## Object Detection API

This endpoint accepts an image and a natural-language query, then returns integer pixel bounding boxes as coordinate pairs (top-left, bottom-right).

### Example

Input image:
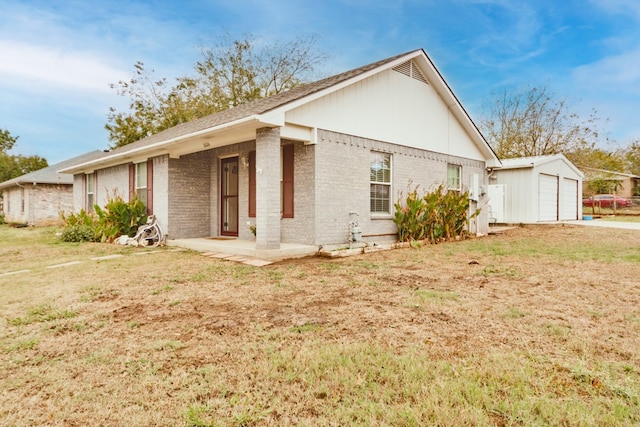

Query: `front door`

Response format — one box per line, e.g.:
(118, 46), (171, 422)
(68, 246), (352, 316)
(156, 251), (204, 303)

(220, 157), (239, 236)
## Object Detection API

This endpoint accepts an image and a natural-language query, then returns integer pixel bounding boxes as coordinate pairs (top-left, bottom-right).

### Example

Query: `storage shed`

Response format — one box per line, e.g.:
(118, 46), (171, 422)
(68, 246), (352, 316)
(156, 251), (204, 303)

(487, 154), (583, 223)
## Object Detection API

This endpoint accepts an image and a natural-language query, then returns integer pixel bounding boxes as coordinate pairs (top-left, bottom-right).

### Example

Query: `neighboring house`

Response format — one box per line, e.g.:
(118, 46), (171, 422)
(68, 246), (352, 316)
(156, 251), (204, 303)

(487, 154), (583, 224)
(0, 150), (105, 226)
(580, 167), (640, 198)
(60, 49), (500, 254)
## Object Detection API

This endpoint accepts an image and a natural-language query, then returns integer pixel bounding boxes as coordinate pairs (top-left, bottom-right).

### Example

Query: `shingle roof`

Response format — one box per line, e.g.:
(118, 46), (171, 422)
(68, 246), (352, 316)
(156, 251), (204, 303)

(0, 150), (106, 189)
(103, 50), (418, 156)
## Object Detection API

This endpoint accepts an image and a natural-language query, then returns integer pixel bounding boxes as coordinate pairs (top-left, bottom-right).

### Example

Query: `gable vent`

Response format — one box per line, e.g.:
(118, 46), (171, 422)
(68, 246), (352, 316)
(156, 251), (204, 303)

(392, 60), (429, 85)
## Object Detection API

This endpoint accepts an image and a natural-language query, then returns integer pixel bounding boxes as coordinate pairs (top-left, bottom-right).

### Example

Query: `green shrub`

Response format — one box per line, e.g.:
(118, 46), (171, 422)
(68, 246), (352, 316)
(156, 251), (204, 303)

(59, 209), (99, 242)
(0, 213), (5, 225)
(94, 195), (147, 243)
(59, 224), (99, 242)
(59, 195), (147, 243)
(394, 183), (479, 244)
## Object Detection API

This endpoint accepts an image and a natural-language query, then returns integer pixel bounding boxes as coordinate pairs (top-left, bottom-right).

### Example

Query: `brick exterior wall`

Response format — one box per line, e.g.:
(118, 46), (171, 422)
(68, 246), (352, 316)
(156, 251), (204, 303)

(72, 174), (83, 213)
(313, 129), (489, 245)
(280, 141), (316, 245)
(168, 150), (212, 239)
(96, 164), (130, 206)
(64, 130), (489, 244)
(2, 184), (72, 226)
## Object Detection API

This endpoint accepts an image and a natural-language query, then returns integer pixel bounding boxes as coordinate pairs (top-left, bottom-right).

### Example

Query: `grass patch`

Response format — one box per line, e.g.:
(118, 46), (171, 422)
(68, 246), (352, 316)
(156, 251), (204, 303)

(413, 288), (459, 302)
(1, 224), (639, 426)
(8, 304), (77, 326)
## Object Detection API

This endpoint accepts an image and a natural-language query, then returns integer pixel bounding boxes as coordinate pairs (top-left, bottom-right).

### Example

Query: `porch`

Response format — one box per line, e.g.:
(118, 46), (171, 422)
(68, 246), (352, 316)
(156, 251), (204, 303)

(167, 238), (318, 262)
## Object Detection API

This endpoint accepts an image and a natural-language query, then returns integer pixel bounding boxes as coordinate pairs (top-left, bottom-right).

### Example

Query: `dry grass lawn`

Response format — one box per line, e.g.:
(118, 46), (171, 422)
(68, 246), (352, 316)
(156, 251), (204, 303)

(1, 224), (639, 426)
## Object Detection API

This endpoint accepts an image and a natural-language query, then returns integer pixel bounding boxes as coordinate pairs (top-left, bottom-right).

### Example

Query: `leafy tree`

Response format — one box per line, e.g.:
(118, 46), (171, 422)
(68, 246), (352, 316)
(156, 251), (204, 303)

(0, 128), (18, 152)
(479, 86), (605, 159)
(106, 33), (328, 148)
(565, 147), (626, 172)
(0, 129), (49, 183)
(623, 140), (640, 176)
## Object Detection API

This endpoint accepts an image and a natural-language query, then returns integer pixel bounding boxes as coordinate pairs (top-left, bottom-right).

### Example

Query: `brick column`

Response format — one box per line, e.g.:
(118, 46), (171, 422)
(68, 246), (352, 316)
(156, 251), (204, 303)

(255, 127), (281, 250)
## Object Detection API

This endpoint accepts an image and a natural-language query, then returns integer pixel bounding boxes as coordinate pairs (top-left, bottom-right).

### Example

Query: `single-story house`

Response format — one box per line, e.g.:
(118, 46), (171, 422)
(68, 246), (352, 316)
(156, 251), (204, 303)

(580, 167), (640, 198)
(60, 49), (501, 256)
(487, 154), (583, 223)
(0, 150), (105, 226)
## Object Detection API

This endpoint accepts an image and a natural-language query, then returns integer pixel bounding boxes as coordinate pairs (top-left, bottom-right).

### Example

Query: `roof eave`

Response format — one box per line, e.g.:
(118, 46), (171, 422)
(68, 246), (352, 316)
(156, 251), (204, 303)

(60, 115), (265, 174)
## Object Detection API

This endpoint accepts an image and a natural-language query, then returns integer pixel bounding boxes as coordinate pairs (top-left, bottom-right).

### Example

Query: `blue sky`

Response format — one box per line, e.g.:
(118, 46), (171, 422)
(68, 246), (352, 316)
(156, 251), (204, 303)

(1, 0), (639, 164)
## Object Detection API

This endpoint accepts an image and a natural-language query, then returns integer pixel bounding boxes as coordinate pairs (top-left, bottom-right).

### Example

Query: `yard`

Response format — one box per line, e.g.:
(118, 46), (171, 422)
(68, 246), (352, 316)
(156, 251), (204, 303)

(1, 224), (639, 426)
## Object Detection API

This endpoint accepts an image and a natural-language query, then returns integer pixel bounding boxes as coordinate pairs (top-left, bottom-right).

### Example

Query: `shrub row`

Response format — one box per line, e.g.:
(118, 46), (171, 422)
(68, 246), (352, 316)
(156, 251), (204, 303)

(393, 184), (479, 244)
(59, 195), (147, 243)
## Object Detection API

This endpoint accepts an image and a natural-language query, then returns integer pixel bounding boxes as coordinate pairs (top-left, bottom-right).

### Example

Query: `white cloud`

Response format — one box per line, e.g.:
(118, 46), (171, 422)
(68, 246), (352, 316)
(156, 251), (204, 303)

(0, 40), (128, 94)
(572, 46), (640, 95)
(589, 0), (640, 20)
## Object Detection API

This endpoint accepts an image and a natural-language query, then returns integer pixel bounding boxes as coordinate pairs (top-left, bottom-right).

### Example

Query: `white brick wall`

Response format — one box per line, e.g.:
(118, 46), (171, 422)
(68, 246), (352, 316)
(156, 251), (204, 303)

(2, 184), (72, 225)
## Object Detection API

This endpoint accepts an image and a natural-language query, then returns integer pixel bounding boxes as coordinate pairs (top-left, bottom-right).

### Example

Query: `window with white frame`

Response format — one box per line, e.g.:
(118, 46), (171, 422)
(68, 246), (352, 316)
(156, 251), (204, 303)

(135, 162), (147, 206)
(86, 173), (95, 212)
(370, 152), (392, 214)
(447, 164), (462, 191)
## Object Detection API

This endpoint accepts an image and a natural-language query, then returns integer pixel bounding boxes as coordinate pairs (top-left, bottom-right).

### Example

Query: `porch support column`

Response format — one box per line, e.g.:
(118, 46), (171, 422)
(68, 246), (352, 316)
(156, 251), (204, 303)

(255, 127), (281, 250)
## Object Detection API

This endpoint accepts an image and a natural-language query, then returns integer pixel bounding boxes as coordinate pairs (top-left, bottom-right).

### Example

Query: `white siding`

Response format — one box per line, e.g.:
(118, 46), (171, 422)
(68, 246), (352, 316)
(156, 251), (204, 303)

(487, 184), (505, 223)
(561, 178), (579, 220)
(495, 168), (537, 223)
(539, 174), (559, 222)
(285, 69), (485, 161)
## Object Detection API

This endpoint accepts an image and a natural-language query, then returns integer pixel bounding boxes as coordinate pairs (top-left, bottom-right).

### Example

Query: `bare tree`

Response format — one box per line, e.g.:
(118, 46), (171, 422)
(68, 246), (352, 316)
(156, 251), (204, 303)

(479, 86), (604, 159)
(106, 33), (329, 148)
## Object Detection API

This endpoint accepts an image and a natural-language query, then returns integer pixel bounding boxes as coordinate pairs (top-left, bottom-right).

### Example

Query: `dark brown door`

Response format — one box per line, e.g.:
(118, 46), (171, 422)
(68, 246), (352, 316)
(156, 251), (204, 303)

(221, 157), (239, 236)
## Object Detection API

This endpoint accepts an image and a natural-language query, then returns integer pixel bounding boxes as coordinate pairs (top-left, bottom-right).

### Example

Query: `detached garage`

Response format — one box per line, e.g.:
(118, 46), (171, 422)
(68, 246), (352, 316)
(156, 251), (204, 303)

(487, 154), (583, 223)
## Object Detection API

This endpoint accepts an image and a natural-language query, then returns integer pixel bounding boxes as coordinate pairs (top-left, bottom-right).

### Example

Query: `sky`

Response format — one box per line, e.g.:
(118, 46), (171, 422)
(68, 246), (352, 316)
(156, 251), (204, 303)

(1, 0), (640, 164)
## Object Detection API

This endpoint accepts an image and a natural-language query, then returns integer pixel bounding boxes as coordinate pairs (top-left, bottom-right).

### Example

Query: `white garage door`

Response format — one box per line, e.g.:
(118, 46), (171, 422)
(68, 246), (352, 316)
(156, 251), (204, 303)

(561, 178), (578, 220)
(539, 174), (558, 221)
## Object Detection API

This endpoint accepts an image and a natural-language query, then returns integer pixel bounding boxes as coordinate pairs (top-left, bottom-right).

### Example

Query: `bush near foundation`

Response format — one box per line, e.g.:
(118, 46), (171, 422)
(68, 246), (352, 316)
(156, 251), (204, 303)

(393, 184), (479, 244)
(59, 195), (147, 243)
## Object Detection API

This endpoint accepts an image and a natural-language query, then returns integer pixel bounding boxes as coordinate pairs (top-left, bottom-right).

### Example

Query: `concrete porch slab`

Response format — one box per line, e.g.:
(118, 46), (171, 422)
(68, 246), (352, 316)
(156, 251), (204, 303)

(168, 238), (318, 261)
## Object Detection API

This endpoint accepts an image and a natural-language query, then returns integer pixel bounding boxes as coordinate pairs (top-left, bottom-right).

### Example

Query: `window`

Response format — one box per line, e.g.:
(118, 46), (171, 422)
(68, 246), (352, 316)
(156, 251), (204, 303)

(447, 164), (461, 191)
(135, 162), (147, 206)
(20, 187), (25, 214)
(370, 152), (391, 214)
(86, 173), (95, 212)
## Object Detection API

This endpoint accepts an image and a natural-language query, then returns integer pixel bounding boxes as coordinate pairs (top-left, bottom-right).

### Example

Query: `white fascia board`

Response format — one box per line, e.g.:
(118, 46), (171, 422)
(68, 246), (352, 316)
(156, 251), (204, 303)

(60, 115), (260, 174)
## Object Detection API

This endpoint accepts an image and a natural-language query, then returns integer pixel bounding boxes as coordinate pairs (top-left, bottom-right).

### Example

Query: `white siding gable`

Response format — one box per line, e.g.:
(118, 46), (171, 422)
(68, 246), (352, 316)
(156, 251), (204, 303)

(285, 66), (485, 161)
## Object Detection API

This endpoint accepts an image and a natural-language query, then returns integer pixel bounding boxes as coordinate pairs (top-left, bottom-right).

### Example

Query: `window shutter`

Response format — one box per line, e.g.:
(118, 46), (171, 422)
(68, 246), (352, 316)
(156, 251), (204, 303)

(146, 158), (154, 215)
(128, 164), (135, 201)
(282, 144), (294, 218)
(248, 151), (256, 218)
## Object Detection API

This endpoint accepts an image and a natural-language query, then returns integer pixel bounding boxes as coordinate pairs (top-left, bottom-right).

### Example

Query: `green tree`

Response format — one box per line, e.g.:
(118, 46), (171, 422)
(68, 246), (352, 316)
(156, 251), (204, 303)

(623, 140), (640, 176)
(106, 33), (328, 148)
(565, 147), (626, 172)
(479, 86), (605, 159)
(0, 129), (49, 183)
(0, 128), (18, 152)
